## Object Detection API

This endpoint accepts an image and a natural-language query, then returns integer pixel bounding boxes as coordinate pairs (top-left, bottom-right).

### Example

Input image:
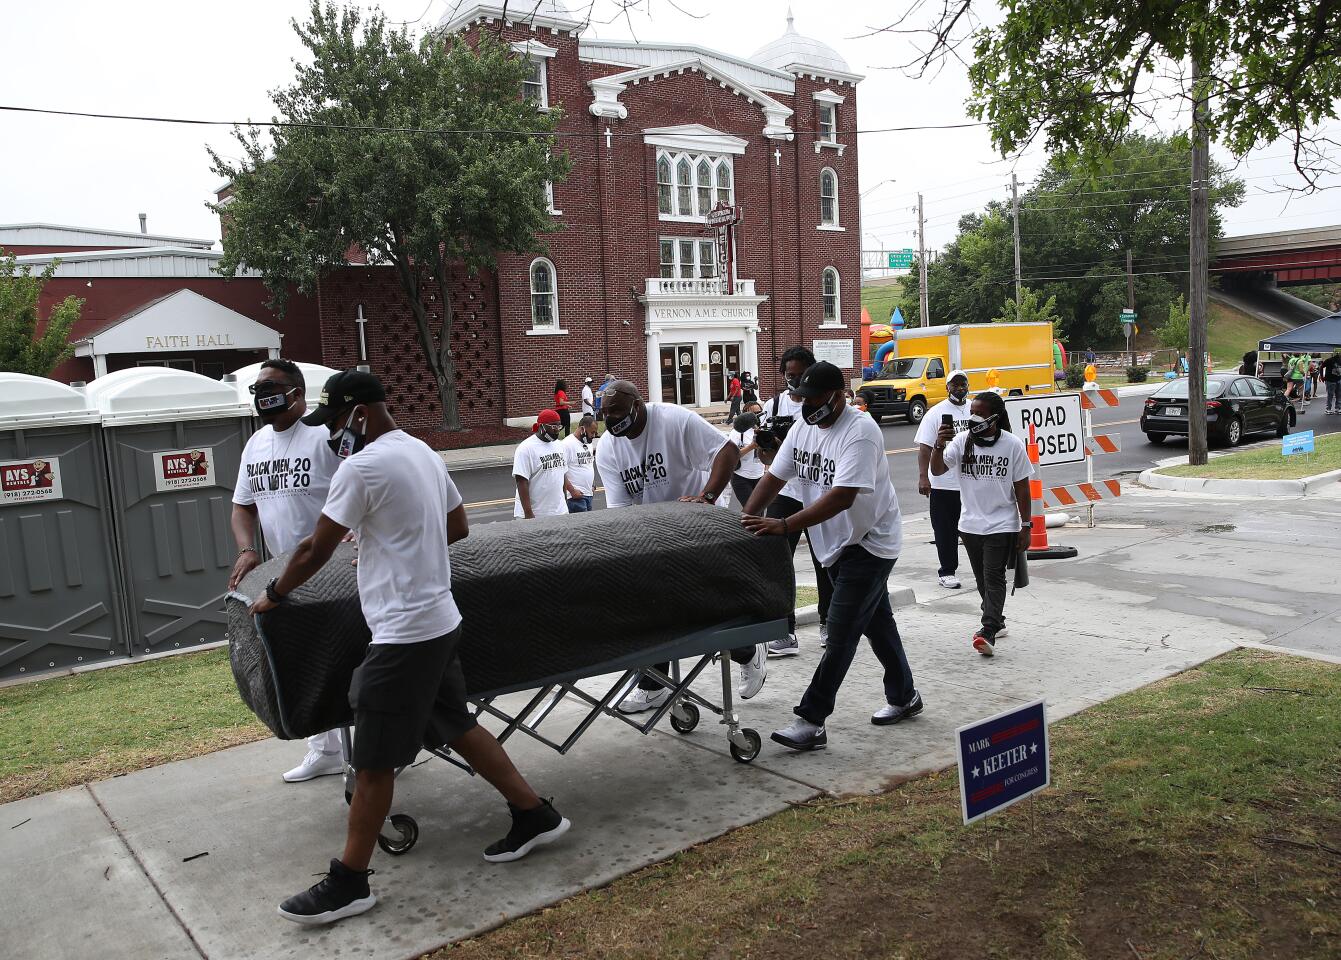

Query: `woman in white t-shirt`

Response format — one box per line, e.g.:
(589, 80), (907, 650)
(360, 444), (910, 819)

(729, 401), (766, 508)
(931, 391), (1034, 657)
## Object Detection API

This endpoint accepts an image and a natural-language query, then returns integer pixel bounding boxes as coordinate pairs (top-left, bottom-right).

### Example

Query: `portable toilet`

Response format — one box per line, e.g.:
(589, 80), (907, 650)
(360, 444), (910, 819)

(228, 360), (342, 407)
(0, 374), (129, 679)
(86, 368), (253, 657)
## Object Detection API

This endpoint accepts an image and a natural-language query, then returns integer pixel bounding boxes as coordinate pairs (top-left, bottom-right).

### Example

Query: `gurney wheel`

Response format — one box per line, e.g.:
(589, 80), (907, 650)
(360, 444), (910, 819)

(669, 702), (700, 734)
(730, 729), (762, 763)
(377, 814), (419, 856)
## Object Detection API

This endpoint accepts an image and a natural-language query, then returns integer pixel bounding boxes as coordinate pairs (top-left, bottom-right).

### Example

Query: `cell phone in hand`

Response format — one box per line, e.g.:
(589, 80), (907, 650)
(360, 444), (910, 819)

(941, 414), (953, 428)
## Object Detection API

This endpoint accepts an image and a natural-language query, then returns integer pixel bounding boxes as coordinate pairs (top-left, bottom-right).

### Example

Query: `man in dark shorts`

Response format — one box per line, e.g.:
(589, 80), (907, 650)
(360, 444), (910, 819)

(251, 370), (570, 925)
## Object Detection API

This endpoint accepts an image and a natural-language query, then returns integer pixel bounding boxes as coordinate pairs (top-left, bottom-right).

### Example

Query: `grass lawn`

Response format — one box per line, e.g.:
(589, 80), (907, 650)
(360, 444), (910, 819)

(795, 585), (819, 608)
(438, 649), (1341, 960)
(1207, 300), (1279, 369)
(1159, 432), (1341, 480)
(0, 648), (266, 804)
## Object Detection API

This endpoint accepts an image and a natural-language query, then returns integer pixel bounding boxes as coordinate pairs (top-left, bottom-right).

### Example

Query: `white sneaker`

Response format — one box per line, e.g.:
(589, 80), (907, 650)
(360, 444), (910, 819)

(770, 718), (827, 751)
(283, 749), (344, 783)
(819, 623), (829, 647)
(767, 634), (800, 658)
(738, 643), (767, 699)
(617, 686), (670, 715)
(938, 575), (962, 589)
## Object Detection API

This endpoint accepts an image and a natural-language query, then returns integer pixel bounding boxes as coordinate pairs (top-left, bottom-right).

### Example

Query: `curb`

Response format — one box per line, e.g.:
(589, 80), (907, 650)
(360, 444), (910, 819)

(794, 586), (916, 626)
(1139, 465), (1341, 496)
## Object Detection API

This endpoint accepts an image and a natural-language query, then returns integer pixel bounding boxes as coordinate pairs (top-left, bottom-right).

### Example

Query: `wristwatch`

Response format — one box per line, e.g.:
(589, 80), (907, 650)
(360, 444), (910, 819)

(702, 491), (717, 504)
(264, 577), (287, 604)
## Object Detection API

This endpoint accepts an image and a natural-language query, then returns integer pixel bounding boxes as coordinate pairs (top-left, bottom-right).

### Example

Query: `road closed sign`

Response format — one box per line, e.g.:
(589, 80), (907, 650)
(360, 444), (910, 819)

(1005, 394), (1084, 466)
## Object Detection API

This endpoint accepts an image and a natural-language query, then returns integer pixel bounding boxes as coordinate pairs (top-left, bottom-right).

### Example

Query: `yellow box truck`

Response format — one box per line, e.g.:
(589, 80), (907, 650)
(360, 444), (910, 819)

(857, 322), (1057, 424)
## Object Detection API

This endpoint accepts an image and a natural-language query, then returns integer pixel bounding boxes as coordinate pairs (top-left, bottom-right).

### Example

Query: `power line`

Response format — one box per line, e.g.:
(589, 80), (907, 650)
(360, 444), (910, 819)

(0, 103), (989, 138)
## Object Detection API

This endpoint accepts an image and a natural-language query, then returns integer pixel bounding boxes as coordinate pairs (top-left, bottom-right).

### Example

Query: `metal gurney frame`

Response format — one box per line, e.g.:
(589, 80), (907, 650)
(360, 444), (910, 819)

(245, 609), (786, 857)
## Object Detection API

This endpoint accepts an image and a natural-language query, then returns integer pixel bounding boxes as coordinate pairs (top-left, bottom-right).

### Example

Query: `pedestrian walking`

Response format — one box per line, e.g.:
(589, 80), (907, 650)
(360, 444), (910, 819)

(252, 370), (569, 925)
(513, 409), (576, 519)
(562, 414), (598, 512)
(595, 381), (766, 708)
(554, 379), (572, 436)
(754, 346), (835, 654)
(915, 369), (973, 591)
(727, 371), (743, 422)
(930, 391), (1034, 657)
(742, 361), (922, 751)
(741, 371), (759, 404)
(1322, 350), (1341, 415)
(580, 377), (595, 417)
(229, 358), (347, 784)
(1288, 354), (1308, 405)
(729, 401), (765, 509)
(1308, 354), (1322, 403)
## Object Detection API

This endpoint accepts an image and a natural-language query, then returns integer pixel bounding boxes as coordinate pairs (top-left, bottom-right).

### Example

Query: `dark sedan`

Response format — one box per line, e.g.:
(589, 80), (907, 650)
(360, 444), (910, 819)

(1141, 374), (1295, 446)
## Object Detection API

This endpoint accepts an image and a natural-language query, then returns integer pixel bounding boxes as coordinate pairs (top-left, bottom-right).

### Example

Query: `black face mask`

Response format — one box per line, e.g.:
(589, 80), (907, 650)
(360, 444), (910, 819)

(948, 385), (969, 405)
(802, 392), (837, 425)
(328, 408), (367, 459)
(253, 385), (297, 421)
(605, 402), (639, 437)
(538, 425), (560, 443)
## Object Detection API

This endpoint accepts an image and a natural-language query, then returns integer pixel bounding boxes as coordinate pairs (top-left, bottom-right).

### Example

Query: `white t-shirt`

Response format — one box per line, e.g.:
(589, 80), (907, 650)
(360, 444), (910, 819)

(940, 429), (1034, 535)
(733, 427), (765, 480)
(580, 384), (595, 415)
(914, 398), (974, 492)
(596, 402), (732, 507)
(233, 420), (340, 555)
(760, 391), (806, 501)
(562, 432), (598, 497)
(512, 433), (570, 518)
(768, 405), (903, 567)
(321, 430), (463, 644)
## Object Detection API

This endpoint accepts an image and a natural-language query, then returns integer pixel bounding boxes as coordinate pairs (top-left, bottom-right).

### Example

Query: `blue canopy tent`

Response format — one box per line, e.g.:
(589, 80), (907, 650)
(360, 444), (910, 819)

(1259, 312), (1341, 353)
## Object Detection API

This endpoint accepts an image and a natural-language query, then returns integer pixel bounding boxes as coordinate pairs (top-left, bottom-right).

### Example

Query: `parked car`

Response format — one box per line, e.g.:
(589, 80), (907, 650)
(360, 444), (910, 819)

(1141, 374), (1295, 446)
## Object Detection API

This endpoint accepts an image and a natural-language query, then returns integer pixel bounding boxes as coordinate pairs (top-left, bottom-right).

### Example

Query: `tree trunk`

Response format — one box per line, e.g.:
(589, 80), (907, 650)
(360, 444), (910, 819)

(430, 247), (462, 432)
(1187, 50), (1211, 466)
(386, 232), (459, 432)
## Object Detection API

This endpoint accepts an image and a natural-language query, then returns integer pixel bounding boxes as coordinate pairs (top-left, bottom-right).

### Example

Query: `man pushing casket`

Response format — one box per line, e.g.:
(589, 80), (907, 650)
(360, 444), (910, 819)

(249, 370), (570, 926)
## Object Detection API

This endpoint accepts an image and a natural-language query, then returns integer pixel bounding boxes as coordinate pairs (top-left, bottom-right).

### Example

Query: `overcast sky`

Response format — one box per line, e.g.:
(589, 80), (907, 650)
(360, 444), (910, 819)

(2, 0), (1336, 258)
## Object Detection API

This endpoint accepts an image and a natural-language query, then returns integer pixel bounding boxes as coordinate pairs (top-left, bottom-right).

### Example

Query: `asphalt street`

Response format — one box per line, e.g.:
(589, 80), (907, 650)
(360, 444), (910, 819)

(453, 393), (1341, 525)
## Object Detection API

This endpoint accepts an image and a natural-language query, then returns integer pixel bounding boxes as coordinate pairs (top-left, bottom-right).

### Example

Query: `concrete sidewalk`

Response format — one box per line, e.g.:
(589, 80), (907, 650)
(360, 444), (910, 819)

(6, 487), (1341, 960)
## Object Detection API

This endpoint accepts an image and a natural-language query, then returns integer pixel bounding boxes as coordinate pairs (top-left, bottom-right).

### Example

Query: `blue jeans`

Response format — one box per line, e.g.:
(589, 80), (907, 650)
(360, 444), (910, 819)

(796, 545), (914, 725)
(567, 496), (593, 513)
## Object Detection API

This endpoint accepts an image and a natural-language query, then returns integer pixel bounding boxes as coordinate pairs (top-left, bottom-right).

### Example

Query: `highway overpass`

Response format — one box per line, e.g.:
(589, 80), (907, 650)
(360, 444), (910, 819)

(1213, 225), (1341, 286)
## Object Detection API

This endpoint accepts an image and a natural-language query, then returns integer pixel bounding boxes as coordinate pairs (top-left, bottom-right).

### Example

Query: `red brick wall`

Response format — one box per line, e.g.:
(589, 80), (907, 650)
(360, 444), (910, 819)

(294, 23), (862, 427)
(37, 278), (321, 383)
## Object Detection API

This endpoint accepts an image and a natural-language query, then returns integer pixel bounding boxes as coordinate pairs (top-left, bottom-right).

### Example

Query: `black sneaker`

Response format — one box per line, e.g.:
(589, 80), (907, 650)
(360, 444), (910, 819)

(483, 799), (571, 863)
(277, 859), (376, 925)
(871, 690), (924, 726)
(973, 634), (996, 657)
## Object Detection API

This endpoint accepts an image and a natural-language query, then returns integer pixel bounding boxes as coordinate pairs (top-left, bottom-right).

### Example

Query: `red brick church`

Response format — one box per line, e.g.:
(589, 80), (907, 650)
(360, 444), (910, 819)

(18, 2), (863, 432)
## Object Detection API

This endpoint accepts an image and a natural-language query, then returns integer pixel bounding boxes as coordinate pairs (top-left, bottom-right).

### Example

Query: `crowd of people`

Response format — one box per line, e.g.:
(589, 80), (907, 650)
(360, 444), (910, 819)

(228, 350), (1036, 926)
(1240, 349), (1341, 414)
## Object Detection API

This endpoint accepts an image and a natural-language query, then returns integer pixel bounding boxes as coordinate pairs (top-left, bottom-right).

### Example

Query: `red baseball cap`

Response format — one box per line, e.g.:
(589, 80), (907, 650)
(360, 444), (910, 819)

(533, 409), (561, 432)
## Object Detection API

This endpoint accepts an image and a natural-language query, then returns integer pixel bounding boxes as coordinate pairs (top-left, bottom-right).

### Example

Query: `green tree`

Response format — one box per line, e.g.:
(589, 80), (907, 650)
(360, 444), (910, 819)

(993, 286), (1058, 325)
(904, 135), (1241, 342)
(0, 255), (82, 376)
(888, 0), (1341, 463)
(210, 1), (570, 430)
(1159, 295), (1190, 349)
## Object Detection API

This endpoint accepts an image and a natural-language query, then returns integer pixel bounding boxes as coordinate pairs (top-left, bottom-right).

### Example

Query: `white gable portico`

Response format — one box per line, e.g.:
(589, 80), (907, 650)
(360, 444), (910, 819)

(641, 279), (767, 408)
(76, 289), (281, 378)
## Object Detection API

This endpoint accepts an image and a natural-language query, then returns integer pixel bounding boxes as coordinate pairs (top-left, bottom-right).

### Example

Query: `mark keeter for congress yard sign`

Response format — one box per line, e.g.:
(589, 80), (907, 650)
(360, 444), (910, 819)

(1004, 394), (1084, 466)
(956, 699), (1051, 825)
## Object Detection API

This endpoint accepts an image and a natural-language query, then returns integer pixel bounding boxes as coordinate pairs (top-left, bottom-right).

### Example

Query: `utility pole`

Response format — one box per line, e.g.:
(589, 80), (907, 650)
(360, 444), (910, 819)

(1011, 172), (1023, 311)
(1126, 248), (1136, 367)
(917, 192), (930, 327)
(1187, 50), (1211, 466)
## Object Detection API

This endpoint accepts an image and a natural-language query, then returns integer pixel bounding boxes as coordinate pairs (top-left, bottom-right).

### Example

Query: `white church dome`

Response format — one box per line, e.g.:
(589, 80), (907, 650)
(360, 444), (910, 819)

(750, 9), (852, 75)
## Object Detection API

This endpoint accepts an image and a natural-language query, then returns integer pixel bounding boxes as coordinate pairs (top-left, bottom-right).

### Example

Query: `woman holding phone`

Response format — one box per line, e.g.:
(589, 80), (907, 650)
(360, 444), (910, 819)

(929, 391), (1034, 657)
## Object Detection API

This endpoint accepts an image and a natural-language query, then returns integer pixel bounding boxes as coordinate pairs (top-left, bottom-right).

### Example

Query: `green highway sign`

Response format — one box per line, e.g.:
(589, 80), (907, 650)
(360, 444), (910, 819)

(1119, 309), (1137, 320)
(887, 249), (915, 269)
